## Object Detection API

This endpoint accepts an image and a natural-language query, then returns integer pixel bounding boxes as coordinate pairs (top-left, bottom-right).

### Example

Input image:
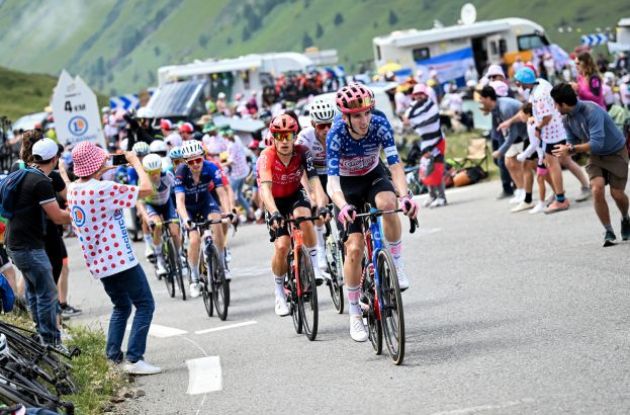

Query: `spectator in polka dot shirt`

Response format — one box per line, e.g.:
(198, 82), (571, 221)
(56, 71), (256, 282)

(67, 141), (161, 375)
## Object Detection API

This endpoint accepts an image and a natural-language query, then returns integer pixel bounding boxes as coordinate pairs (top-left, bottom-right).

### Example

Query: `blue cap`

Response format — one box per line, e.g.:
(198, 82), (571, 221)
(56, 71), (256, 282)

(514, 67), (536, 84)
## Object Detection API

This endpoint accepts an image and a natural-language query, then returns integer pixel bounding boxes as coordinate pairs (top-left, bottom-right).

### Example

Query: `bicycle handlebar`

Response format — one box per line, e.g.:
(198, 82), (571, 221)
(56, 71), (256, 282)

(340, 208), (418, 242)
(188, 213), (235, 229)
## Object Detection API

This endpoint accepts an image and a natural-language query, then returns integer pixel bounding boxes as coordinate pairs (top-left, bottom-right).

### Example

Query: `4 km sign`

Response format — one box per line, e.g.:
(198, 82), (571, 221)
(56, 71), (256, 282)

(52, 70), (105, 148)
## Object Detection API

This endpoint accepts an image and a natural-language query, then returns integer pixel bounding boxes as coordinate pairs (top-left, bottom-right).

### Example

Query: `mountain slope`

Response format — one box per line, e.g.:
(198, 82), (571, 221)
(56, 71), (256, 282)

(0, 0), (623, 94)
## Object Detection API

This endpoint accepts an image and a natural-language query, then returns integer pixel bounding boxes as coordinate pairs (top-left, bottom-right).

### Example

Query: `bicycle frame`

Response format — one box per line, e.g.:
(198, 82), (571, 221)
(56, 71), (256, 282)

(288, 223), (305, 297)
(362, 207), (386, 321)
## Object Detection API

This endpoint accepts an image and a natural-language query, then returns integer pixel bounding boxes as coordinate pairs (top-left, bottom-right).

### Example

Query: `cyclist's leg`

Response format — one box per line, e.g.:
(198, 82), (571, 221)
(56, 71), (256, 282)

(313, 174), (329, 271)
(292, 189), (324, 281)
(164, 199), (181, 250)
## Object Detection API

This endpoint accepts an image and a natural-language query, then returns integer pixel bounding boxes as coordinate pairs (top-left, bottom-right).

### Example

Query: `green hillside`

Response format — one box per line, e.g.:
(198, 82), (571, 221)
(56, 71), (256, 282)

(0, 0), (624, 95)
(0, 66), (57, 120)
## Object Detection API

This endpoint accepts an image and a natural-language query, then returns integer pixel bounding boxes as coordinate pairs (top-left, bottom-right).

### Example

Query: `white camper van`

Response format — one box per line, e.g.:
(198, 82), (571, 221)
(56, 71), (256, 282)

(157, 52), (315, 102)
(373, 17), (550, 84)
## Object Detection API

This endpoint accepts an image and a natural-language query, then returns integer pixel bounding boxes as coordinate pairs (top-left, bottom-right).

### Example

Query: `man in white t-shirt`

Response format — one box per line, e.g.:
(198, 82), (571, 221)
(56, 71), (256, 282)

(67, 141), (160, 376)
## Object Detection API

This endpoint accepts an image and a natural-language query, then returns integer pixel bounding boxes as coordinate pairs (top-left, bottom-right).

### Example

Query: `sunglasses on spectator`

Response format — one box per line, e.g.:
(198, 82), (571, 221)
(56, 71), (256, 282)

(272, 132), (295, 142)
(186, 157), (204, 166)
(315, 123), (332, 131)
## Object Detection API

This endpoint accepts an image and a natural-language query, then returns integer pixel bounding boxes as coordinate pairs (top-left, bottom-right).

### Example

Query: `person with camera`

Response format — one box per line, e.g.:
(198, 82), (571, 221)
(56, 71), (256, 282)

(67, 141), (160, 375)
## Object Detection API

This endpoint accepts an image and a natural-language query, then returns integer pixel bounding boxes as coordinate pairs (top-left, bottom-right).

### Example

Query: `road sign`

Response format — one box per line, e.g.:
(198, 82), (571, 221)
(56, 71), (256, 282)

(109, 94), (140, 111)
(580, 33), (608, 46)
(52, 70), (105, 147)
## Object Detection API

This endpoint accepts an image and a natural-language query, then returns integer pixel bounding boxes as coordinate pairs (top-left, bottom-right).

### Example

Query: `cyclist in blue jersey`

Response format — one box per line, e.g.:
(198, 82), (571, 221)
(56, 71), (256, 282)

(174, 140), (230, 298)
(327, 83), (418, 342)
(136, 154), (181, 276)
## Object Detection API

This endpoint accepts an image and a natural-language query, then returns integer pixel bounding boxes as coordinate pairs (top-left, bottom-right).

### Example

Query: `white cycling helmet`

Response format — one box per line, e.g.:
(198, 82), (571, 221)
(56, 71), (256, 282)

(142, 153), (163, 171)
(309, 97), (336, 124)
(181, 140), (204, 159)
(149, 139), (168, 154)
(132, 141), (150, 156)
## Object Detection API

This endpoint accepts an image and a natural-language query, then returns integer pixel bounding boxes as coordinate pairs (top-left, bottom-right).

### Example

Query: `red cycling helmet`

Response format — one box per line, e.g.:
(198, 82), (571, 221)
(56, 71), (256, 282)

(179, 122), (194, 134)
(269, 114), (298, 133)
(160, 119), (172, 131)
(336, 83), (375, 114)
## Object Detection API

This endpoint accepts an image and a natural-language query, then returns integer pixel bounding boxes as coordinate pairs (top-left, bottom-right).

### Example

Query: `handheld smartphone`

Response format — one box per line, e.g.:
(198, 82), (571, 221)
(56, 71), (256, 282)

(111, 154), (127, 166)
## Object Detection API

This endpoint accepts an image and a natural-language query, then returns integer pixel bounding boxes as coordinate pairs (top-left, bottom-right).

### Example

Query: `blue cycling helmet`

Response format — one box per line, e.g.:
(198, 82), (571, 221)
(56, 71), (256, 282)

(514, 67), (536, 85)
(169, 146), (183, 160)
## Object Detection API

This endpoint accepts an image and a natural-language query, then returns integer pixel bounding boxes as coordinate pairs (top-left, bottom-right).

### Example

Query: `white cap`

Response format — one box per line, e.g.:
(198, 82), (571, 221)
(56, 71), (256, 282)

(486, 64), (505, 78)
(32, 138), (58, 162)
(218, 92), (226, 99)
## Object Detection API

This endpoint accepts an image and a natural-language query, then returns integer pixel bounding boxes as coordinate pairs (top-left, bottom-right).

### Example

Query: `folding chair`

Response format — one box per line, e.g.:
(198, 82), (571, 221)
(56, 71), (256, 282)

(451, 138), (489, 174)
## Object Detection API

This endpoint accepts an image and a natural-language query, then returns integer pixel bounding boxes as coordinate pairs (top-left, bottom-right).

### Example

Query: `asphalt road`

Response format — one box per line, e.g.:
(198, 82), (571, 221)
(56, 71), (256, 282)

(63, 173), (630, 415)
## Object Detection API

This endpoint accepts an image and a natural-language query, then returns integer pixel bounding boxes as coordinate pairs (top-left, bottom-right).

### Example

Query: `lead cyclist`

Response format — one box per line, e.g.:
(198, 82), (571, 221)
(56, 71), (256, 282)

(326, 83), (419, 342)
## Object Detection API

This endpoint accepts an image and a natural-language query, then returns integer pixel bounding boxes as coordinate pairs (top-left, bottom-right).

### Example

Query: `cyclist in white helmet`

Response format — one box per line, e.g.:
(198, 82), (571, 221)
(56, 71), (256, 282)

(174, 140), (231, 298)
(296, 97), (336, 273)
(136, 154), (181, 276)
(149, 139), (170, 171)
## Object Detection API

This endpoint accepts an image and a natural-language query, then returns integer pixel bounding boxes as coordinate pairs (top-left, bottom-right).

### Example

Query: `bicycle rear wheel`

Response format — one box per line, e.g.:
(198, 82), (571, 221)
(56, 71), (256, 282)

(199, 254), (213, 317)
(361, 266), (382, 355)
(210, 246), (229, 321)
(297, 246), (318, 341)
(166, 238), (186, 301)
(377, 250), (405, 365)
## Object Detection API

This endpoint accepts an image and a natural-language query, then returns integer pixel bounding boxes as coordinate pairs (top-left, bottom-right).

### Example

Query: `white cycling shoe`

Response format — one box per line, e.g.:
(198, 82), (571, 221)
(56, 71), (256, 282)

(275, 294), (290, 317)
(395, 265), (410, 291)
(189, 282), (201, 298)
(350, 315), (368, 342)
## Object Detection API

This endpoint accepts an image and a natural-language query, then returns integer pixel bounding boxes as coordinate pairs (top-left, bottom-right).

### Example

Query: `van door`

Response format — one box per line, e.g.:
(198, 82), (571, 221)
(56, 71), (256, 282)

(471, 37), (488, 74)
(486, 34), (506, 65)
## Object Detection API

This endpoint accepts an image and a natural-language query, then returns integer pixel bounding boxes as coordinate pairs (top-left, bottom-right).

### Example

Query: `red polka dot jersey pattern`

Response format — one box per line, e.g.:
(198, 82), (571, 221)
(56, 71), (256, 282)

(67, 179), (140, 279)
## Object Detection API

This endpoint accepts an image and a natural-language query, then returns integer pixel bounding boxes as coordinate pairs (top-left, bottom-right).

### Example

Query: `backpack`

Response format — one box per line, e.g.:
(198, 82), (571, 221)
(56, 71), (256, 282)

(0, 167), (47, 219)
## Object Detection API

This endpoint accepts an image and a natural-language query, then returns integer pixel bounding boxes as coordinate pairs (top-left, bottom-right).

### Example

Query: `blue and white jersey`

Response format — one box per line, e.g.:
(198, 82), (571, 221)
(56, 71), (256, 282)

(174, 160), (223, 207)
(326, 112), (400, 177)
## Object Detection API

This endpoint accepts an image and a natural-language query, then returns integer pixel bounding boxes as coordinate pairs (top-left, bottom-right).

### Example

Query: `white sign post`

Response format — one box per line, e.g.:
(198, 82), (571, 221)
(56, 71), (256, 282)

(52, 70), (105, 148)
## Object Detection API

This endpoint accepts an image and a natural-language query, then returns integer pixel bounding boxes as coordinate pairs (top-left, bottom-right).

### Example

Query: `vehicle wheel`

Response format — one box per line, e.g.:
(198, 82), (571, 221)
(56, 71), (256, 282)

(210, 245), (229, 321)
(288, 269), (302, 334)
(298, 246), (318, 341)
(377, 250), (405, 365)
(327, 237), (345, 314)
(167, 239), (186, 301)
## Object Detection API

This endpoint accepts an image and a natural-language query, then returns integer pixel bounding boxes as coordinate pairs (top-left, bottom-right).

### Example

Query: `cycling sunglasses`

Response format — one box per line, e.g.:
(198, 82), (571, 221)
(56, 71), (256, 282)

(272, 132), (295, 142)
(186, 157), (204, 166)
(315, 123), (332, 131)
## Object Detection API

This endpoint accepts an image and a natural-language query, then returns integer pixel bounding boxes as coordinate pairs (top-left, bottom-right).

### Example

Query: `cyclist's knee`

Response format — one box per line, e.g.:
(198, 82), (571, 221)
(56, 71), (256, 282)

(274, 237), (291, 256)
(375, 192), (397, 211)
(345, 235), (364, 261)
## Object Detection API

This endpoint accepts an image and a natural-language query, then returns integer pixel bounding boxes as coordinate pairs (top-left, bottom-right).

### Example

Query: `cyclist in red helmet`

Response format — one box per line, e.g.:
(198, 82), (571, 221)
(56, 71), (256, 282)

(327, 83), (418, 342)
(257, 114), (330, 317)
(179, 122), (194, 141)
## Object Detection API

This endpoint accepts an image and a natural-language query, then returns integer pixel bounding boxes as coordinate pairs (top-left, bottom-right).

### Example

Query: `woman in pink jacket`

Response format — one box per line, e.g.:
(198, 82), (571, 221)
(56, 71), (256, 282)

(574, 52), (606, 109)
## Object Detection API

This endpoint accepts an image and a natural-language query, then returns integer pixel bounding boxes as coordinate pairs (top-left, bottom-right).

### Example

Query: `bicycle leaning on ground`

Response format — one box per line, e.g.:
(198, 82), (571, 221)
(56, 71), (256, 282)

(347, 205), (418, 365)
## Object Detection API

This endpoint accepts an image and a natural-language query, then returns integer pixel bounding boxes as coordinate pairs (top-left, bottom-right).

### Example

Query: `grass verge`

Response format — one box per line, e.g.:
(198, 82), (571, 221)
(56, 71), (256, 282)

(1, 312), (126, 415)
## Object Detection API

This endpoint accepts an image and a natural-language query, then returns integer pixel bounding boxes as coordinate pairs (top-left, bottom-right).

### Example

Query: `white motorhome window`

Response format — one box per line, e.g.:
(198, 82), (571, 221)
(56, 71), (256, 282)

(376, 45), (382, 61)
(412, 47), (430, 61)
(517, 34), (547, 51)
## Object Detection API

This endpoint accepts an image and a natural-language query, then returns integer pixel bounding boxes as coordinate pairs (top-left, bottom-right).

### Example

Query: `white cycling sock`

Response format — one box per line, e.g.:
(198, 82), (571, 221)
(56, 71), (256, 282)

(143, 233), (153, 249)
(190, 264), (199, 282)
(274, 274), (285, 297)
(316, 225), (326, 250)
(152, 241), (163, 256)
(347, 285), (361, 316)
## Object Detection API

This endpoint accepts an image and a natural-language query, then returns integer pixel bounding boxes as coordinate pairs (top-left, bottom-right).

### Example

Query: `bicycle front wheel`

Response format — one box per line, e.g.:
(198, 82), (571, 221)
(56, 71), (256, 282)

(361, 266), (382, 355)
(162, 243), (175, 298)
(377, 250), (405, 365)
(166, 238), (186, 301)
(327, 234), (345, 314)
(199, 253), (213, 317)
(298, 246), (318, 341)
(210, 246), (229, 321)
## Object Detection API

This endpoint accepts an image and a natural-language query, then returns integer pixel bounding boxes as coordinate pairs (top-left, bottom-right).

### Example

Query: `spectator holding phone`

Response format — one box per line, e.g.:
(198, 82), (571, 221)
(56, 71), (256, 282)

(67, 141), (160, 375)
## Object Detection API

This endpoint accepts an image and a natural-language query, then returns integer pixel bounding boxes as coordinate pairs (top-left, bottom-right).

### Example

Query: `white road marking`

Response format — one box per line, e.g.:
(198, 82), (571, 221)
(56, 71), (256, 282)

(429, 398), (534, 415)
(126, 323), (187, 338)
(186, 356), (223, 395)
(416, 227), (441, 235)
(194, 320), (258, 335)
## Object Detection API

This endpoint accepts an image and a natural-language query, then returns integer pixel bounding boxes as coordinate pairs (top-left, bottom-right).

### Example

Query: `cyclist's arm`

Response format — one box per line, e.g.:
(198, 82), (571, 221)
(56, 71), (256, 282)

(389, 163), (409, 197)
(175, 192), (190, 224)
(214, 186), (231, 215)
(257, 150), (279, 214)
(308, 174), (327, 208)
(325, 130), (347, 209)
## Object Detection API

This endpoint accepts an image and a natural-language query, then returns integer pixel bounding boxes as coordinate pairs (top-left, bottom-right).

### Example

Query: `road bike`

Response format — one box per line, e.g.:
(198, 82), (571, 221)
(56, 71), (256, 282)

(276, 215), (320, 341)
(350, 205), (417, 365)
(190, 215), (233, 321)
(151, 219), (187, 300)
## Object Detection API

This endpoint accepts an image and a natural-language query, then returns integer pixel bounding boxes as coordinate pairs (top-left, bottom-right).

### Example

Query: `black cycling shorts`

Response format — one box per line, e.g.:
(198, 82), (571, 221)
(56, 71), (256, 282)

(544, 140), (566, 155)
(267, 188), (311, 239)
(340, 163), (396, 234)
